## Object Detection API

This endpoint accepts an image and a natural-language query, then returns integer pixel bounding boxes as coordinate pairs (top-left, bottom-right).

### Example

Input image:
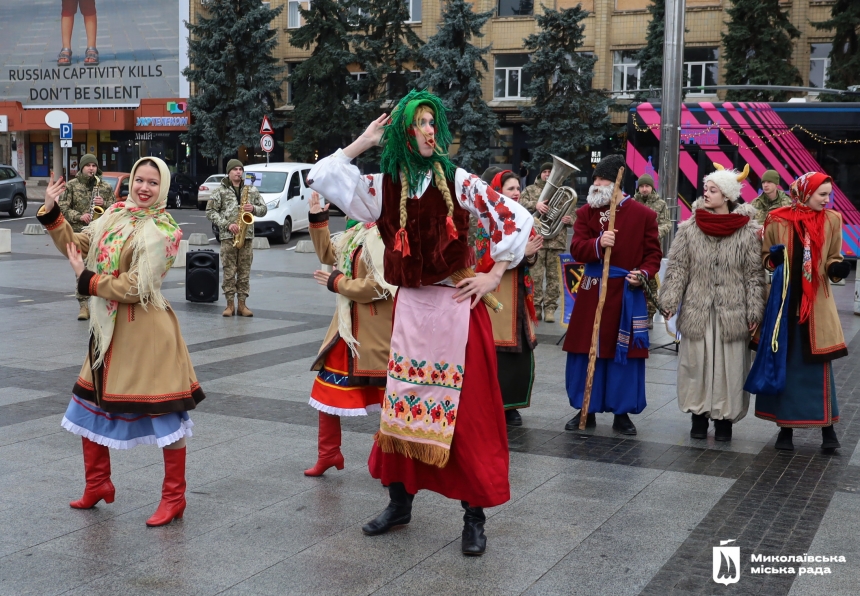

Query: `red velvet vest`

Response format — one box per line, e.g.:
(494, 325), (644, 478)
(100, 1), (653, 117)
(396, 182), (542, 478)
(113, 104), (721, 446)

(378, 174), (471, 288)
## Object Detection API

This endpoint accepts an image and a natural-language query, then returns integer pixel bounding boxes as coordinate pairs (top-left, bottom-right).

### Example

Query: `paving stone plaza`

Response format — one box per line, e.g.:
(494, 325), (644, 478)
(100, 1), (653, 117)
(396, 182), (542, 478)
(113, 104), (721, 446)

(1, 216), (859, 596)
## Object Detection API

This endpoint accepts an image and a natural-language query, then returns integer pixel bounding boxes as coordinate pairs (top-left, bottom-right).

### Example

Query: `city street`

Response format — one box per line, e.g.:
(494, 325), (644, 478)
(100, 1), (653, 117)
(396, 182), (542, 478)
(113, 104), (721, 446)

(1, 212), (860, 596)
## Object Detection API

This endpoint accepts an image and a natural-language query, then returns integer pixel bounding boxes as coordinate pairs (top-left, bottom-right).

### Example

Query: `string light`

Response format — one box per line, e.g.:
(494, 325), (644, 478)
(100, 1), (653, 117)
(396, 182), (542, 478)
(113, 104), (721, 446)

(632, 117), (860, 149)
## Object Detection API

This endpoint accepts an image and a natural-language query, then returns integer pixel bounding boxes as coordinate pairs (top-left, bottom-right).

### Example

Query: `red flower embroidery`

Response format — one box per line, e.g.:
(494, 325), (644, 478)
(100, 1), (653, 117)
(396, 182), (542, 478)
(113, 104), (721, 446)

(495, 203), (512, 219)
(388, 361), (395, 371)
(430, 406), (443, 421)
(416, 368), (425, 378)
(452, 372), (461, 384)
(474, 194), (487, 214)
(491, 230), (503, 243)
(394, 401), (406, 415)
(445, 410), (456, 425)
(394, 364), (403, 374)
(368, 187), (376, 196)
(408, 367), (416, 377)
(503, 219), (517, 235)
(431, 371), (439, 382)
(462, 179), (471, 187)
(410, 404), (424, 418)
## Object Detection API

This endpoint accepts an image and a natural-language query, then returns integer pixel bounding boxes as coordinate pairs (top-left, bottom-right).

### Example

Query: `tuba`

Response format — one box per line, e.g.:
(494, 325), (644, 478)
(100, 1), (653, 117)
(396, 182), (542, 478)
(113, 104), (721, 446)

(534, 154), (580, 239)
(90, 175), (105, 220)
(233, 185), (254, 249)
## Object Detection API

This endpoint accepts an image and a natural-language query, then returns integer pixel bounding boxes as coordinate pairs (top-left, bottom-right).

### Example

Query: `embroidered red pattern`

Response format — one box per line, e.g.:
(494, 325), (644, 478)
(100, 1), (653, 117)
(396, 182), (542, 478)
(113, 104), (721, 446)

(88, 274), (99, 296)
(309, 221), (328, 229)
(45, 213), (66, 231)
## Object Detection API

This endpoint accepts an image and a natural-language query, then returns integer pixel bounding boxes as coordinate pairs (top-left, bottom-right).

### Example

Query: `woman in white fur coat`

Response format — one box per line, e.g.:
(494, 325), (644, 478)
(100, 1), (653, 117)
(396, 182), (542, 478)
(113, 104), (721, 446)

(659, 168), (766, 442)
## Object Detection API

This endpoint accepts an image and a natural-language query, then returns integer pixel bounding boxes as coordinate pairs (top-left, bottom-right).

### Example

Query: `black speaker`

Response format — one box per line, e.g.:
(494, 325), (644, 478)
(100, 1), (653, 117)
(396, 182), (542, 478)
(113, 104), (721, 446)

(186, 249), (219, 302)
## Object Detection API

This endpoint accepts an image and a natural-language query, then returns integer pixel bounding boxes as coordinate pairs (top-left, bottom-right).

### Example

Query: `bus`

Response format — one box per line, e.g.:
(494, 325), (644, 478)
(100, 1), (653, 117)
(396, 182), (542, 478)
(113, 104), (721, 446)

(625, 101), (860, 256)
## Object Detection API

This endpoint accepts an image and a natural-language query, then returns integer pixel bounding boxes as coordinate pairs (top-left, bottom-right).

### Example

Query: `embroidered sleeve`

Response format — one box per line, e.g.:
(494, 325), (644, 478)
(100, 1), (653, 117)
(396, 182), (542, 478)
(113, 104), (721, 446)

(453, 168), (533, 268)
(307, 149), (384, 223)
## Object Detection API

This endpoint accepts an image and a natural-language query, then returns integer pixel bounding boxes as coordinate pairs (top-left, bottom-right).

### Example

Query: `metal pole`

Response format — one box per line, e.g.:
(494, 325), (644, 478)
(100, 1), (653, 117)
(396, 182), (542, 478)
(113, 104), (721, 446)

(659, 0), (686, 252)
(51, 130), (63, 180)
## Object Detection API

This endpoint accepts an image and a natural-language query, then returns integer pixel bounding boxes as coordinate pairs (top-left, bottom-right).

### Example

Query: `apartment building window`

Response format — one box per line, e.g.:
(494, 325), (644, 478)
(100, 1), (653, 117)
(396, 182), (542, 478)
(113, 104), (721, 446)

(809, 43), (832, 89)
(612, 51), (641, 94)
(351, 72), (368, 103)
(494, 54), (532, 99)
(406, 0), (422, 23)
(288, 0), (309, 29)
(387, 70), (421, 100)
(287, 62), (300, 105)
(684, 47), (718, 94)
(498, 0), (534, 17)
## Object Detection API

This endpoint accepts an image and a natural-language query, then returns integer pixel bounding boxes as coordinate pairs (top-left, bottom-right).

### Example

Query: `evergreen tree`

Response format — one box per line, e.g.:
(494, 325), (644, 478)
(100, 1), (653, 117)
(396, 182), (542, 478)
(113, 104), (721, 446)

(634, 0), (665, 92)
(183, 0), (285, 168)
(285, 0), (356, 161)
(520, 6), (609, 171)
(414, 0), (498, 173)
(722, 0), (801, 102)
(814, 0), (860, 102)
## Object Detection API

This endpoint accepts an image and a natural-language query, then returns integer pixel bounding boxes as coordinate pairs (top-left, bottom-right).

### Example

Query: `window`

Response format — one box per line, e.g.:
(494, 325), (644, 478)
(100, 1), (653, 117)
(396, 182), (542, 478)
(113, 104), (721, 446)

(288, 0), (309, 29)
(494, 54), (532, 99)
(287, 62), (300, 104)
(612, 51), (641, 94)
(406, 0), (422, 22)
(810, 43), (832, 89)
(684, 47), (718, 94)
(351, 71), (368, 103)
(244, 171), (287, 193)
(287, 173), (301, 198)
(387, 70), (420, 100)
(498, 0), (534, 17)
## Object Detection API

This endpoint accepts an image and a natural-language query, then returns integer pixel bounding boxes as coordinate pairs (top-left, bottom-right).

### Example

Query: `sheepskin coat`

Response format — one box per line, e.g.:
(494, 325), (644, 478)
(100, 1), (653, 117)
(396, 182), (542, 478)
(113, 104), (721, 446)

(659, 201), (766, 341)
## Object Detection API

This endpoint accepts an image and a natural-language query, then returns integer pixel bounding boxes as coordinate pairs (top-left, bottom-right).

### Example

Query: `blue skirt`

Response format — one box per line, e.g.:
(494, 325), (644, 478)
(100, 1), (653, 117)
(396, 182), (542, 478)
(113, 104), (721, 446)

(61, 395), (193, 449)
(566, 353), (646, 415)
(754, 329), (839, 428)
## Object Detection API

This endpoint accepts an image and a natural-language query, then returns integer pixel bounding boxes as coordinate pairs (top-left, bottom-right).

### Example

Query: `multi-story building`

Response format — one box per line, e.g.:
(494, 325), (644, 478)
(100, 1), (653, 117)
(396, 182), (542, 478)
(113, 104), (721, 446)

(216, 0), (839, 174)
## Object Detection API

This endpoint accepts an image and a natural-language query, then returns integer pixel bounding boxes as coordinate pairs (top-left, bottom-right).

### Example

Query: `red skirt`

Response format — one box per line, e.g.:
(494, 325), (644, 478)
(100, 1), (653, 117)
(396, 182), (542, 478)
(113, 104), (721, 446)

(368, 303), (510, 507)
(310, 339), (384, 416)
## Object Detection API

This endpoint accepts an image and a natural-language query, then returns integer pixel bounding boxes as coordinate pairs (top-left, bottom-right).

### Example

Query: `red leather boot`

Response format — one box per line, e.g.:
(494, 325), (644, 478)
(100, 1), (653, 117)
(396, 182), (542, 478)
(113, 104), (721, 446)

(146, 446), (187, 527)
(304, 411), (344, 476)
(70, 437), (115, 509)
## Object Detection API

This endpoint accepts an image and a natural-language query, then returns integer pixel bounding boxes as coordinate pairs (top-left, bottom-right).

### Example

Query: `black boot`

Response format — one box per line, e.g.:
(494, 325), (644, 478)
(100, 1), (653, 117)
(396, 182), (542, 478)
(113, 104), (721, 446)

(690, 413), (709, 439)
(775, 428), (794, 451)
(612, 414), (637, 435)
(461, 502), (487, 556)
(564, 410), (596, 430)
(362, 482), (414, 536)
(821, 425), (841, 450)
(713, 419), (732, 442)
(505, 409), (522, 426)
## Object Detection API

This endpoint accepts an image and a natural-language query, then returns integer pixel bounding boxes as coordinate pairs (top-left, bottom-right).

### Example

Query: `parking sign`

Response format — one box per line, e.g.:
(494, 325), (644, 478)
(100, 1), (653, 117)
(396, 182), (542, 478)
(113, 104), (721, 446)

(60, 123), (73, 140)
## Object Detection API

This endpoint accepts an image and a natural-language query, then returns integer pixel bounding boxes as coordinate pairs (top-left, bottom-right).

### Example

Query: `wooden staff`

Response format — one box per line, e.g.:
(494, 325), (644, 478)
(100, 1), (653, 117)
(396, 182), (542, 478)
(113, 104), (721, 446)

(579, 166), (625, 429)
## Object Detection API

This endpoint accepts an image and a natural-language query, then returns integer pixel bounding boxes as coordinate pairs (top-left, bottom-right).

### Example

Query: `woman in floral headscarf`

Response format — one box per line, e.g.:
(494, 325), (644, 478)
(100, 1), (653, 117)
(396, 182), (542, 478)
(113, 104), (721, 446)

(38, 157), (204, 527)
(754, 172), (850, 451)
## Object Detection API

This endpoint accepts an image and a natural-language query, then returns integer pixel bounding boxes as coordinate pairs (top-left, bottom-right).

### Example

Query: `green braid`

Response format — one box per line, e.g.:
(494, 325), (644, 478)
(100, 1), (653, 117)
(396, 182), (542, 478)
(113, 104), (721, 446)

(380, 89), (456, 195)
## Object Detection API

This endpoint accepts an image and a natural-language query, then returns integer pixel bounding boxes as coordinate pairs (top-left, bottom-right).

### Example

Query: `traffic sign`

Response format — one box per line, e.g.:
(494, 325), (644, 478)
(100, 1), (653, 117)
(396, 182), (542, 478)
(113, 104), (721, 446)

(60, 140), (73, 148)
(60, 122), (73, 140)
(260, 116), (273, 135)
(260, 134), (274, 153)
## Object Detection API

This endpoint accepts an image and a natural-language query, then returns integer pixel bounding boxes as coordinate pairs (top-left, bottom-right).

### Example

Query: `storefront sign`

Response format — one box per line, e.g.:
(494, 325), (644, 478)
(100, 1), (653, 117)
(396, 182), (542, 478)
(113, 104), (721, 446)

(136, 117), (188, 127)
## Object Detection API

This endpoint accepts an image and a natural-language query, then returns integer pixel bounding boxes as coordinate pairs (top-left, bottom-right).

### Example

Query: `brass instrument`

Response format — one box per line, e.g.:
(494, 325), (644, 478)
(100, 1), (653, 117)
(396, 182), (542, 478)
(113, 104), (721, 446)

(232, 185), (254, 248)
(534, 154), (580, 239)
(90, 175), (105, 221)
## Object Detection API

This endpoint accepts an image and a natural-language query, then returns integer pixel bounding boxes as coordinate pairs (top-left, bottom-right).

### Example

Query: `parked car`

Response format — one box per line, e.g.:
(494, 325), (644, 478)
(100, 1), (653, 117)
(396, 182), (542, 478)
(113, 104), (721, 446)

(99, 172), (131, 202)
(197, 174), (225, 211)
(212, 162), (315, 244)
(0, 165), (27, 217)
(166, 172), (199, 209)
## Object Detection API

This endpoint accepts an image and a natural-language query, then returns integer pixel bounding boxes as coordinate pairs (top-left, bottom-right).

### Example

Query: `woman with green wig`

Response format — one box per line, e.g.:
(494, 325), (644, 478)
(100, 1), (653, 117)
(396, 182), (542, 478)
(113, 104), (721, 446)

(308, 90), (533, 556)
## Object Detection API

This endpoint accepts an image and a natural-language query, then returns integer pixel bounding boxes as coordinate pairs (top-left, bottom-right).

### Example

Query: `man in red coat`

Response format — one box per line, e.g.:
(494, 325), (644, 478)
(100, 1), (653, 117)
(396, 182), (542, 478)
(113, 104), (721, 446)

(563, 154), (662, 435)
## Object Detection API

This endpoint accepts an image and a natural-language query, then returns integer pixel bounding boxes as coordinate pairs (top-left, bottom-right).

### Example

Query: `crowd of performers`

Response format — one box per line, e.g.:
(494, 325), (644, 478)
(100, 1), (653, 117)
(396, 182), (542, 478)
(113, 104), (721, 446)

(37, 90), (849, 556)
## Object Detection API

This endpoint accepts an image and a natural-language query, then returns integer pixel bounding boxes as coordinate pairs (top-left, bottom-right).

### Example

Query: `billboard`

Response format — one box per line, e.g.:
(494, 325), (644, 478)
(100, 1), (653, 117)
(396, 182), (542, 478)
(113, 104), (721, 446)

(0, 0), (185, 106)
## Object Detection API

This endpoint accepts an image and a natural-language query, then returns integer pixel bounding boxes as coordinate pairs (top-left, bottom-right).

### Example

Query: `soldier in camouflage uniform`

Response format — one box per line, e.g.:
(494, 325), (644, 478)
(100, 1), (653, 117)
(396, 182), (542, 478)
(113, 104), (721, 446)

(206, 159), (267, 317)
(57, 154), (115, 320)
(520, 162), (575, 323)
(632, 174), (671, 327)
(750, 170), (791, 226)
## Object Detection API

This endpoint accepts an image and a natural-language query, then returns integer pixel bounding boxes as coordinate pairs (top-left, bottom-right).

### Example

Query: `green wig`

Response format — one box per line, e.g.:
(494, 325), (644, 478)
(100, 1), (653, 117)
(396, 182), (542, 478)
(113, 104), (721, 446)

(380, 90), (457, 194)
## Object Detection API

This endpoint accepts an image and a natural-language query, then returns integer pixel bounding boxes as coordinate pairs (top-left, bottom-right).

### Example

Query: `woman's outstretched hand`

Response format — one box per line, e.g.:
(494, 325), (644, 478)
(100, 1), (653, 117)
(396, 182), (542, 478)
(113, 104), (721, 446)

(344, 113), (389, 159)
(44, 175), (66, 212)
(309, 191), (329, 215)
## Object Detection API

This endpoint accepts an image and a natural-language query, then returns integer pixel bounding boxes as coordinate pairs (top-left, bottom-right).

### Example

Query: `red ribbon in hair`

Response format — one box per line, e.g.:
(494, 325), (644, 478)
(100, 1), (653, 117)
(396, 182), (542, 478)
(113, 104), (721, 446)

(393, 227), (411, 257)
(445, 216), (458, 240)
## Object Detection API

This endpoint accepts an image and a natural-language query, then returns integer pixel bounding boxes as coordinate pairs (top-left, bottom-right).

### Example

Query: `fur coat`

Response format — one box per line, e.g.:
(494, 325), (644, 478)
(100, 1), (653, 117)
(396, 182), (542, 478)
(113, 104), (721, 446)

(659, 201), (766, 342)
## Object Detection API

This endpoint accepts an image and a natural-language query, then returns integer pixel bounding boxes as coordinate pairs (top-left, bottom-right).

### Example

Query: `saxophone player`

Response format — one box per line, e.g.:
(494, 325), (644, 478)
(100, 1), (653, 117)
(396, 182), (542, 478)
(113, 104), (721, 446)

(207, 159), (267, 317)
(57, 153), (114, 320)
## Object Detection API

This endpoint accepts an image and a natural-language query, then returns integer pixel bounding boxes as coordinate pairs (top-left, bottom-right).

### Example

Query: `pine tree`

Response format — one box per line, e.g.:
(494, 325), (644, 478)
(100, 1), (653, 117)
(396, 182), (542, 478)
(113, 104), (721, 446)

(814, 0), (860, 102)
(634, 0), (665, 92)
(183, 0), (285, 168)
(285, 0), (356, 161)
(722, 0), (801, 102)
(413, 0), (498, 173)
(520, 6), (609, 171)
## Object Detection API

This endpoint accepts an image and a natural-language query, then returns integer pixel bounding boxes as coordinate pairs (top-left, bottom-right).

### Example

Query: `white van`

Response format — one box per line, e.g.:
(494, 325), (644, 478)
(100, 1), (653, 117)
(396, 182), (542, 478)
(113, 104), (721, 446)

(242, 161), (315, 244)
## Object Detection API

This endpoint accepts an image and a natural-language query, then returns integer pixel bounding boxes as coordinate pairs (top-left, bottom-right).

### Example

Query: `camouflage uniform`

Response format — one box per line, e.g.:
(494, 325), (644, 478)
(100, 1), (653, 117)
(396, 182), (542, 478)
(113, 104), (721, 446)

(520, 178), (575, 318)
(58, 171), (115, 306)
(206, 178), (267, 301)
(750, 190), (791, 226)
(633, 190), (671, 320)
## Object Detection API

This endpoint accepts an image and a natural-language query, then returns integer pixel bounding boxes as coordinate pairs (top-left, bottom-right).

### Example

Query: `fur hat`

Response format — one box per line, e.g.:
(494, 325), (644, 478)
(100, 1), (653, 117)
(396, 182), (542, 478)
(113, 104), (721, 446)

(593, 154), (625, 182)
(637, 174), (655, 189)
(226, 159), (244, 173)
(703, 169), (744, 202)
(761, 170), (780, 185)
(540, 162), (553, 174)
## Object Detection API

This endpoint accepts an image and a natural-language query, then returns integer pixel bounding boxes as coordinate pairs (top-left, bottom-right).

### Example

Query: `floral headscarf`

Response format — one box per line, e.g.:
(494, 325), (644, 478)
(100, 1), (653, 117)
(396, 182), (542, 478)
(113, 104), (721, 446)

(84, 157), (182, 368)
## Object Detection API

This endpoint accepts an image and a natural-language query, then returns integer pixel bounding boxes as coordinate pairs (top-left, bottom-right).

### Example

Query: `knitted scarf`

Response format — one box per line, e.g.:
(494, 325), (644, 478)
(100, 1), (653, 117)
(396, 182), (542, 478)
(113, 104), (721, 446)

(84, 157), (181, 368)
(767, 172), (830, 323)
(694, 209), (750, 237)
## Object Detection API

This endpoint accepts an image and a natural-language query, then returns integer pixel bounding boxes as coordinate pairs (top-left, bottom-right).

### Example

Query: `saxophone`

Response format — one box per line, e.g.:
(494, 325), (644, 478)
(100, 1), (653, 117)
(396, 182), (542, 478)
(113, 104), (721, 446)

(232, 185), (254, 248)
(90, 175), (105, 221)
